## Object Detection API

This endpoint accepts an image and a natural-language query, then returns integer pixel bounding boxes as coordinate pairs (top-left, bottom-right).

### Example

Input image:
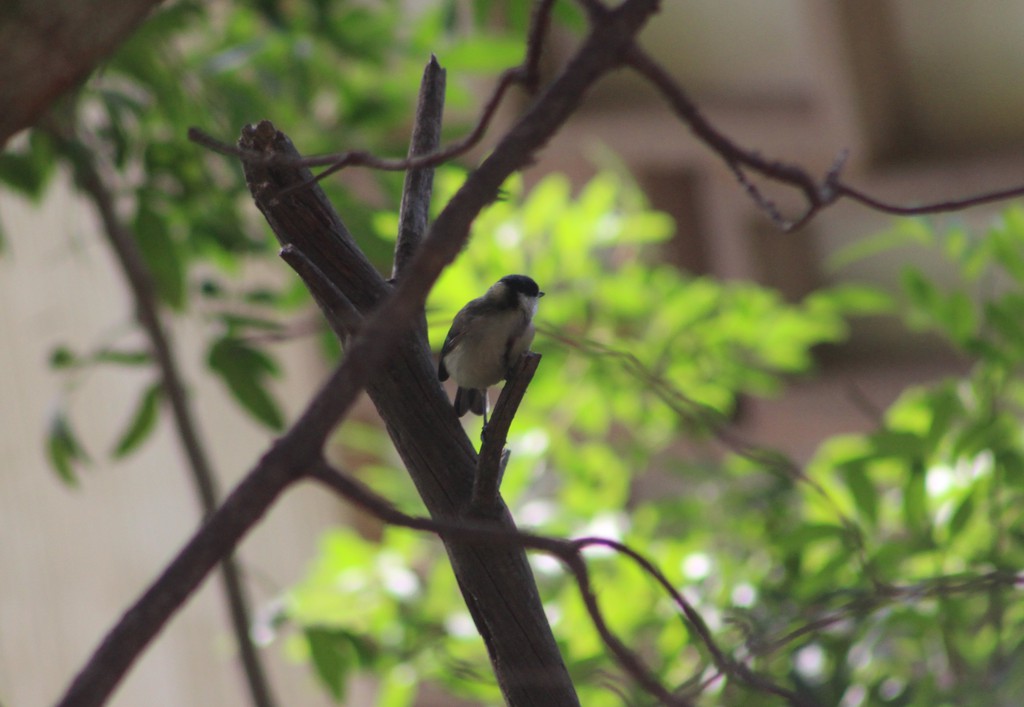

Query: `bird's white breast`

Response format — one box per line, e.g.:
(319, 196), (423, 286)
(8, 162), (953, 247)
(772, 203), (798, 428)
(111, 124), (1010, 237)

(443, 307), (534, 389)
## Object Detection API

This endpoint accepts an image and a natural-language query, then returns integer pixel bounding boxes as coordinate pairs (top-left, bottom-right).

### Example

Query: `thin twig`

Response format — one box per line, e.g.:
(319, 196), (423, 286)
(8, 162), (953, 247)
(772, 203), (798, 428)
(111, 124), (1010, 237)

(833, 180), (1024, 216)
(519, 0), (556, 92)
(393, 55), (446, 280)
(623, 42), (1024, 230)
(623, 45), (821, 207)
(305, 460), (689, 705)
(55, 129), (277, 707)
(760, 570), (1024, 657)
(471, 352), (541, 512)
(191, 0), (1024, 230)
(188, 0), (554, 198)
(575, 537), (812, 706)
(310, 458), (818, 705)
(538, 323), (877, 599)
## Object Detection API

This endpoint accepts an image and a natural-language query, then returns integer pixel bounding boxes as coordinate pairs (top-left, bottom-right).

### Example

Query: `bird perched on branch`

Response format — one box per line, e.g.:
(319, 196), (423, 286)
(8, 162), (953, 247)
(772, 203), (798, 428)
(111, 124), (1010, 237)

(438, 274), (544, 421)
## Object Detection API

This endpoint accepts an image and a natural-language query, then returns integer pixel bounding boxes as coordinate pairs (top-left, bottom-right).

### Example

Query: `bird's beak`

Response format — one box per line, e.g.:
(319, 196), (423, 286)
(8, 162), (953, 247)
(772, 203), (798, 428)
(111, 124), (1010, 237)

(538, 291), (546, 298)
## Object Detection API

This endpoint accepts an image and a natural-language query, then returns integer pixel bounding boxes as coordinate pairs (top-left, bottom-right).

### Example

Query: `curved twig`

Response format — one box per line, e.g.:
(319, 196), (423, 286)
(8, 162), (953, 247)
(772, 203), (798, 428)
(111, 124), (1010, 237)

(623, 39), (1024, 230)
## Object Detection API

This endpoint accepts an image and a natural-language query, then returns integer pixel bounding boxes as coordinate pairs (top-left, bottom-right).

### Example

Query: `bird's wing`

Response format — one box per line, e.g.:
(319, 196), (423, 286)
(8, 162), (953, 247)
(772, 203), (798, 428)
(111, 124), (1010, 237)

(438, 308), (469, 381)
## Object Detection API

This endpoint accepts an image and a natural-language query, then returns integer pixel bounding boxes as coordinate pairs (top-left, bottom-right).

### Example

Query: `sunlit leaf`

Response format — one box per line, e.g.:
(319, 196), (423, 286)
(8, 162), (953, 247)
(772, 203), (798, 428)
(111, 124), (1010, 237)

(842, 463), (878, 526)
(948, 489), (975, 539)
(305, 627), (354, 703)
(376, 666), (417, 707)
(440, 36), (524, 73)
(903, 465), (930, 539)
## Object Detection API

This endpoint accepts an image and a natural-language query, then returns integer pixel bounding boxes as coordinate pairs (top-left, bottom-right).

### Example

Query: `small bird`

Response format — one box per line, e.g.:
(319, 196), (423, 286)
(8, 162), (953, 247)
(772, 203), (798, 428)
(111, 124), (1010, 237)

(438, 274), (545, 420)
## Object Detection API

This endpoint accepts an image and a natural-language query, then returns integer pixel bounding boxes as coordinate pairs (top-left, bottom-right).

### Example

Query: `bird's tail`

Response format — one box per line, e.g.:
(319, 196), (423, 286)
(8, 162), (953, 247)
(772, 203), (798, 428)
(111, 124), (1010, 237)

(454, 387), (487, 417)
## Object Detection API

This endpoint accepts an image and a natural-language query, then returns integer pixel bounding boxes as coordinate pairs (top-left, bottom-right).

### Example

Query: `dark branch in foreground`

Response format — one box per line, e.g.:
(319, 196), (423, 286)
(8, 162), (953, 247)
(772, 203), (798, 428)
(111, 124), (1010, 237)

(52, 127), (277, 707)
(62, 0), (1024, 703)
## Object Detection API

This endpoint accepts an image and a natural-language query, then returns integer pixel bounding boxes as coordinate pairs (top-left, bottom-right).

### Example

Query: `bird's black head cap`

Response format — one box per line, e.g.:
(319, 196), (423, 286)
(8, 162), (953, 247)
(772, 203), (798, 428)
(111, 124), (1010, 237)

(500, 274), (543, 297)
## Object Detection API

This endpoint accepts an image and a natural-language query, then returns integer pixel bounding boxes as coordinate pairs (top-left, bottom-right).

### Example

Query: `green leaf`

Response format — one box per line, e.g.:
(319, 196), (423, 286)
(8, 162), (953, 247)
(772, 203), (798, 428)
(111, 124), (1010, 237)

(989, 215), (1024, 284)
(870, 430), (925, 459)
(925, 385), (962, 449)
(111, 383), (163, 458)
(217, 312), (286, 334)
(376, 666), (417, 707)
(948, 490), (975, 539)
(305, 627), (354, 703)
(842, 463), (878, 526)
(903, 464), (930, 539)
(46, 407), (90, 487)
(440, 36), (524, 73)
(207, 336), (284, 430)
(901, 266), (939, 314)
(937, 290), (975, 343)
(50, 346), (78, 369)
(0, 130), (55, 199)
(134, 201), (186, 310)
(986, 300), (1024, 351)
(828, 218), (932, 270)
(49, 346), (151, 370)
(93, 349), (153, 367)
(782, 523), (851, 552)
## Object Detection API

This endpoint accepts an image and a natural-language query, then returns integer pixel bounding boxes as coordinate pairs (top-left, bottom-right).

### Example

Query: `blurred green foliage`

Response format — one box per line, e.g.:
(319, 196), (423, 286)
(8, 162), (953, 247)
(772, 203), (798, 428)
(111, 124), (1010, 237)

(5, 1), (1024, 705)
(285, 169), (888, 706)
(288, 193), (1024, 707)
(3, 0), (525, 481)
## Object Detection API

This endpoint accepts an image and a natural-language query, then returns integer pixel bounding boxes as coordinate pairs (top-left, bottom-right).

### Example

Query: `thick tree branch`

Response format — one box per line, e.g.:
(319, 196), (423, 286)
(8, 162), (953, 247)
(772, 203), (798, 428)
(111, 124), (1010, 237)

(243, 120), (579, 704)
(0, 0), (161, 146)
(56, 130), (277, 707)
(61, 2), (666, 704)
(471, 352), (541, 512)
(238, 5), (661, 699)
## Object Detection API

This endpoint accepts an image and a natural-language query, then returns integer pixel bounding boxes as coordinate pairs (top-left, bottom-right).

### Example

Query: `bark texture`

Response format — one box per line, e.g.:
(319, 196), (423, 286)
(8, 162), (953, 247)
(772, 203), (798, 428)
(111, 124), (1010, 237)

(241, 121), (581, 705)
(0, 0), (160, 146)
